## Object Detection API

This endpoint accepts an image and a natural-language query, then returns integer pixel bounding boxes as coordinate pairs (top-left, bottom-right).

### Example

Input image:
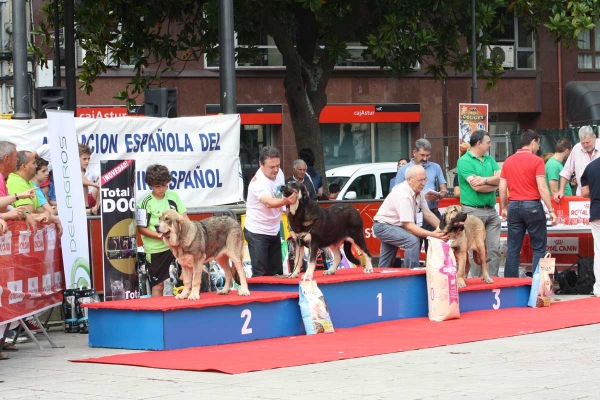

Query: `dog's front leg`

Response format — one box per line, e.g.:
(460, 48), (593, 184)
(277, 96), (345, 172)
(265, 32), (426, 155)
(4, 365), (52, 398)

(188, 257), (206, 300)
(175, 257), (193, 299)
(217, 255), (233, 295)
(303, 243), (320, 280)
(454, 247), (468, 288)
(288, 239), (304, 278)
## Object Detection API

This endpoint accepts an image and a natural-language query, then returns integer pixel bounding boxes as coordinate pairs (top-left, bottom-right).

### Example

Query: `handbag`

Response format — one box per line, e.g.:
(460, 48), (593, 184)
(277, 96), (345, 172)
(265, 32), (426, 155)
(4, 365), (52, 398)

(298, 280), (335, 335)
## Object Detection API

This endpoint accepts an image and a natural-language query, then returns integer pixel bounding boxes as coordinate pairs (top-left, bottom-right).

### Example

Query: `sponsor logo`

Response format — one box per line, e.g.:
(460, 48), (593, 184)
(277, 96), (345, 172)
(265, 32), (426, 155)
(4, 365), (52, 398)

(546, 237), (579, 254)
(42, 274), (52, 294)
(47, 226), (56, 250)
(34, 230), (45, 252)
(8, 280), (25, 304)
(28, 277), (41, 298)
(53, 271), (63, 291)
(19, 231), (31, 254)
(0, 231), (12, 255)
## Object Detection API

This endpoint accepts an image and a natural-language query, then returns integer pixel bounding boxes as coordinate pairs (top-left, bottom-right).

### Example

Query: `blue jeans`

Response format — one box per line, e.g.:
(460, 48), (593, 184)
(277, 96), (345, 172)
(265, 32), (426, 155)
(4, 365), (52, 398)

(373, 222), (421, 268)
(504, 200), (547, 278)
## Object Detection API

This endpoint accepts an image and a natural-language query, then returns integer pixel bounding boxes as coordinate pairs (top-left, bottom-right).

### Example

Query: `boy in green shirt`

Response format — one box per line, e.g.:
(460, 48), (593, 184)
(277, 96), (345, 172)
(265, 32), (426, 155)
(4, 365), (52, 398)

(137, 164), (188, 297)
(546, 138), (573, 196)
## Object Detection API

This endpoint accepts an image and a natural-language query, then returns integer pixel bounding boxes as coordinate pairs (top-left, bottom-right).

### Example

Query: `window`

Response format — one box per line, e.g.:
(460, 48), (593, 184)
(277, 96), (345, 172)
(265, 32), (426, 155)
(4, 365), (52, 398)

(321, 122), (410, 168)
(489, 13), (535, 69)
(577, 20), (600, 69)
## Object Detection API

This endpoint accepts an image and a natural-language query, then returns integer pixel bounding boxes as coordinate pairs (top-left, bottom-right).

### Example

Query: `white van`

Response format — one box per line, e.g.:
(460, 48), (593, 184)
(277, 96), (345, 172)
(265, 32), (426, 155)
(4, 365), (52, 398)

(326, 162), (398, 200)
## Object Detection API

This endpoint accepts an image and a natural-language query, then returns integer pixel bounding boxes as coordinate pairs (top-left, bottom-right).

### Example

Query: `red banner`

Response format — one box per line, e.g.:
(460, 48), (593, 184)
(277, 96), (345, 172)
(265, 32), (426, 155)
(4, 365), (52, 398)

(0, 221), (64, 324)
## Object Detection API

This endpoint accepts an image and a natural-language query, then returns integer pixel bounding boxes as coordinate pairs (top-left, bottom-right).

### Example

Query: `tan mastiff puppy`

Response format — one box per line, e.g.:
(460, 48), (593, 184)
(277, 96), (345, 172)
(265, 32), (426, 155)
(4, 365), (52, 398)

(439, 205), (494, 288)
(156, 209), (249, 300)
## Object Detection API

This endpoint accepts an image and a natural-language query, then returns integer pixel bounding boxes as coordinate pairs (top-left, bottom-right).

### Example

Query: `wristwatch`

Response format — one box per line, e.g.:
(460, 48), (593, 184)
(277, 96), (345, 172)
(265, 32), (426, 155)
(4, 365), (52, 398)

(14, 193), (19, 201)
(484, 178), (488, 185)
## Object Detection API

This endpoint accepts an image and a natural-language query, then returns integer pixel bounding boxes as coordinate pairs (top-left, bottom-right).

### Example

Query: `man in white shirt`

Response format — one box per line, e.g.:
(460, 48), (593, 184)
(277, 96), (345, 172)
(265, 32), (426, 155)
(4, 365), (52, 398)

(373, 165), (447, 268)
(244, 146), (297, 276)
(555, 126), (600, 200)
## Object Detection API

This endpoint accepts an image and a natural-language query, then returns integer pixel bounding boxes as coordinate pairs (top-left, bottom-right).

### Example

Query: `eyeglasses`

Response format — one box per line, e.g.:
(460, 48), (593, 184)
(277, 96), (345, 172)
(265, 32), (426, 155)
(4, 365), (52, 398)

(409, 177), (428, 184)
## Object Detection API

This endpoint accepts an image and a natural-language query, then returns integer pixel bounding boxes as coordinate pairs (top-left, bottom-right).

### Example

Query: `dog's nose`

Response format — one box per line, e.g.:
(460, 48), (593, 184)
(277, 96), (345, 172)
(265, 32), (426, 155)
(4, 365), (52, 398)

(154, 225), (160, 231)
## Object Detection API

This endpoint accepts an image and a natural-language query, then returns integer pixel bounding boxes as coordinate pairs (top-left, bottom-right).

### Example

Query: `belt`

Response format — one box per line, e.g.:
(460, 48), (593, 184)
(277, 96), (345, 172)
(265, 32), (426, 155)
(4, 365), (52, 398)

(461, 204), (494, 209)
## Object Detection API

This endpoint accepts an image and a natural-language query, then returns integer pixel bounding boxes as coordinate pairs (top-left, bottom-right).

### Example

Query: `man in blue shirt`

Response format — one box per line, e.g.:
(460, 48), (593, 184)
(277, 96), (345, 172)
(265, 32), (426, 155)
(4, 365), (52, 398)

(394, 139), (448, 253)
(580, 157), (600, 296)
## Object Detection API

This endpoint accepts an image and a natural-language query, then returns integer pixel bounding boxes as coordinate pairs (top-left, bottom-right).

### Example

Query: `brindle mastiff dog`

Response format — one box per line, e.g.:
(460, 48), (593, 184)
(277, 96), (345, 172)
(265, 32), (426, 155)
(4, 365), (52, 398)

(439, 205), (494, 288)
(281, 181), (374, 280)
(156, 209), (249, 300)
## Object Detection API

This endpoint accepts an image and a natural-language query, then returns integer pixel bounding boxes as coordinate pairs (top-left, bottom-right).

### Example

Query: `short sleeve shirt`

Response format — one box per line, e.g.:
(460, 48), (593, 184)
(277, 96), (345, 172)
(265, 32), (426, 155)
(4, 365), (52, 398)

(0, 173), (7, 197)
(7, 173), (40, 209)
(545, 157), (572, 196)
(374, 180), (429, 226)
(500, 149), (545, 201)
(33, 182), (48, 207)
(395, 160), (447, 209)
(457, 151), (500, 208)
(245, 168), (285, 236)
(137, 190), (187, 255)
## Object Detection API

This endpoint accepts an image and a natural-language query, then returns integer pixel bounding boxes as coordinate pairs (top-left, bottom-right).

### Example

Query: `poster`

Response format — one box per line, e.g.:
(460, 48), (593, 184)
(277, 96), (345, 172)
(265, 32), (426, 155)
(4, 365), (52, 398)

(100, 160), (139, 301)
(458, 103), (489, 150)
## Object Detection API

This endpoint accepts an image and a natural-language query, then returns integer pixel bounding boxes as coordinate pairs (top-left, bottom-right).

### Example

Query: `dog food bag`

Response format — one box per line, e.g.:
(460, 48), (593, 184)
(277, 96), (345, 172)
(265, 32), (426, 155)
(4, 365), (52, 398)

(298, 280), (335, 335)
(528, 253), (555, 308)
(426, 237), (460, 322)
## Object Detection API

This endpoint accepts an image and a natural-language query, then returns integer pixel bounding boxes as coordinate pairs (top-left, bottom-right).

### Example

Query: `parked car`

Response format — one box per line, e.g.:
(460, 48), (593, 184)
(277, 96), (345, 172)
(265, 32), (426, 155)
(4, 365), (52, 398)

(326, 162), (398, 200)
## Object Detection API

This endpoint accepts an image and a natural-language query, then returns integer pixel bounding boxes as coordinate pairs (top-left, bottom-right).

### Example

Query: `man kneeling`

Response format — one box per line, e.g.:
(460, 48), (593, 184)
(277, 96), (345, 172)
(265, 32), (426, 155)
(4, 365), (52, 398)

(373, 165), (447, 268)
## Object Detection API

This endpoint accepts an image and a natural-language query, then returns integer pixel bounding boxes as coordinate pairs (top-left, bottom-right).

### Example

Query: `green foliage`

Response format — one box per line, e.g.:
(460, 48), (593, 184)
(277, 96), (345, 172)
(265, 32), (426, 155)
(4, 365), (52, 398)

(34, 0), (600, 106)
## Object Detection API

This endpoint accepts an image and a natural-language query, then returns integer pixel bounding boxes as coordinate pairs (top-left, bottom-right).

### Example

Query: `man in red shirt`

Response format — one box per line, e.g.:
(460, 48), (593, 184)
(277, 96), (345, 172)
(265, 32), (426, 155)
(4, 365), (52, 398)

(499, 130), (557, 278)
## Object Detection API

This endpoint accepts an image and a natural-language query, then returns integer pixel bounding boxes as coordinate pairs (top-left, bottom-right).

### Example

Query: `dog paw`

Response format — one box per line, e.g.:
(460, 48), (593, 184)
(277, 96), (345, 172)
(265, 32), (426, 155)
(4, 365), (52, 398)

(322, 270), (335, 276)
(457, 279), (467, 289)
(187, 293), (201, 300)
(363, 267), (374, 274)
(237, 288), (251, 296)
(217, 288), (231, 295)
(482, 276), (494, 284)
(175, 292), (188, 300)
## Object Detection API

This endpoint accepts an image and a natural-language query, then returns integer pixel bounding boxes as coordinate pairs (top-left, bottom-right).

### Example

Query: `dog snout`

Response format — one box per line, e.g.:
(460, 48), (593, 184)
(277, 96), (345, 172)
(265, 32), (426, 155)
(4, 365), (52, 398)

(155, 224), (161, 232)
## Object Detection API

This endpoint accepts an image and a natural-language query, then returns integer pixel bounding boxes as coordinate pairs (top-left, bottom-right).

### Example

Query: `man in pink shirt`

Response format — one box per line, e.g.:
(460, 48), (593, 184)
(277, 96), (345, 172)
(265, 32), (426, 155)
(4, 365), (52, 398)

(373, 165), (447, 268)
(555, 126), (600, 199)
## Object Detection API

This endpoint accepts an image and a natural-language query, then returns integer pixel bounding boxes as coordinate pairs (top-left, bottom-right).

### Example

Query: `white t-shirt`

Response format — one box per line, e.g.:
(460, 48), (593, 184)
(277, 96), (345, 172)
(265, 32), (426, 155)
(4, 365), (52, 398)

(85, 169), (100, 194)
(245, 168), (285, 236)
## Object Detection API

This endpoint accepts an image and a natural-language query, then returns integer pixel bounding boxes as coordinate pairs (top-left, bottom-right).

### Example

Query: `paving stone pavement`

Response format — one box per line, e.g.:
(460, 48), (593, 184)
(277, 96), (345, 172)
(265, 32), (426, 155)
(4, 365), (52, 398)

(1, 297), (599, 400)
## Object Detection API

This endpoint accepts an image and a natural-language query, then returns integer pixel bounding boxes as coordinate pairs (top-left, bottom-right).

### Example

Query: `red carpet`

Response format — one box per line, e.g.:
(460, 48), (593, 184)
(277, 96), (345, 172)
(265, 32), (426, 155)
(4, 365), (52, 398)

(248, 267), (425, 285)
(74, 297), (600, 374)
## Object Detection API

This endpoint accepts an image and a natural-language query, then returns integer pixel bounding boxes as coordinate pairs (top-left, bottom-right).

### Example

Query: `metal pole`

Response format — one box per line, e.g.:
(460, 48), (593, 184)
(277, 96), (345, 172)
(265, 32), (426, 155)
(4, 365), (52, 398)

(54, 0), (61, 86)
(219, 0), (236, 114)
(63, 0), (76, 111)
(0, 0), (7, 114)
(470, 0), (478, 103)
(11, 0), (31, 119)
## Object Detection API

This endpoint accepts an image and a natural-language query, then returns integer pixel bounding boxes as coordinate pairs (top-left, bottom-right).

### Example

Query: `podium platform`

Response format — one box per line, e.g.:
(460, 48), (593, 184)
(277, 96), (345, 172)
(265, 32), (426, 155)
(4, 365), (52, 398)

(85, 269), (532, 351)
(85, 291), (304, 350)
(248, 269), (532, 327)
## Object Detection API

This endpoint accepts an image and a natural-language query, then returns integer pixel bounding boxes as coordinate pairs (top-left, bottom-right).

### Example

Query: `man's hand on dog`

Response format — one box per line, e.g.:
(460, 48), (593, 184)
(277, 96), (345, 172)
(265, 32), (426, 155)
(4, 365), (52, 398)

(285, 191), (298, 204)
(431, 228), (449, 241)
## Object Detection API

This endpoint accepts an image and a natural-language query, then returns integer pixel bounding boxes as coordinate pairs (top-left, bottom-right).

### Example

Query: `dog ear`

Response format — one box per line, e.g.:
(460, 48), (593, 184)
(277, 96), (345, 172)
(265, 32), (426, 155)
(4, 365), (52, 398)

(180, 217), (197, 248)
(439, 213), (447, 230)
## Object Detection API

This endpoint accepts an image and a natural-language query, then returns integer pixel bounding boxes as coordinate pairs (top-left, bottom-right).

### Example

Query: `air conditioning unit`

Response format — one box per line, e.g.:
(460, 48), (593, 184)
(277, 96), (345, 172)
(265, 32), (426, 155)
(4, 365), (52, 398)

(486, 45), (514, 68)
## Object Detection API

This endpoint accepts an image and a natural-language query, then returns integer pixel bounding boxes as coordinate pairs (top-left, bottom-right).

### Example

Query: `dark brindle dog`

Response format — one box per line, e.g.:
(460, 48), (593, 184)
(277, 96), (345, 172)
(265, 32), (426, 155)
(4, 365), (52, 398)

(281, 181), (373, 280)
(439, 205), (494, 288)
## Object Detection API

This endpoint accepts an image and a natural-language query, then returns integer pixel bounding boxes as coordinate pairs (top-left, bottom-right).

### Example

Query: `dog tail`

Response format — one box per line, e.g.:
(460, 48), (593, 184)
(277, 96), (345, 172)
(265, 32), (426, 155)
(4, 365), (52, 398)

(344, 241), (362, 266)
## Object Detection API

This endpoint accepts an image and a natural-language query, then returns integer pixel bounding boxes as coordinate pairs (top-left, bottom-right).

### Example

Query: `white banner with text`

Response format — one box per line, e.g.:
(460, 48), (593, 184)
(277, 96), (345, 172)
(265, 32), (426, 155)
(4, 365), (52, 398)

(0, 114), (242, 208)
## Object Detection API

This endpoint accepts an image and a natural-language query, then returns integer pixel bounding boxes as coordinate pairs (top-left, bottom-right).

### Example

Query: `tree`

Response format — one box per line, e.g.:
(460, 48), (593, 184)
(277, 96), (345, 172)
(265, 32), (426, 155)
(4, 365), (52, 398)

(35, 0), (600, 187)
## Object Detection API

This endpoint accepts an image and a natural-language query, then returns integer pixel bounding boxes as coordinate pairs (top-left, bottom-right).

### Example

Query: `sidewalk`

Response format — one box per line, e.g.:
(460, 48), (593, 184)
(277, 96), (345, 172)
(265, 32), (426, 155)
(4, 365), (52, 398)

(1, 301), (600, 400)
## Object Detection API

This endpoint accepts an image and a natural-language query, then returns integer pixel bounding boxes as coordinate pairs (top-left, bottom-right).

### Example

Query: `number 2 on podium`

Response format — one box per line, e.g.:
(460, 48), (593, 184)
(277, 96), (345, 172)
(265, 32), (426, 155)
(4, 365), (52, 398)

(241, 309), (253, 335)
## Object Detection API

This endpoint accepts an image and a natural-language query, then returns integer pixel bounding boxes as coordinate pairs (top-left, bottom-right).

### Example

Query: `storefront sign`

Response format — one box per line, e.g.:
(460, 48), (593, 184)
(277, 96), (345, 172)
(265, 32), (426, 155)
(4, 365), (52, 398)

(206, 104), (283, 124)
(76, 106), (129, 118)
(459, 103), (488, 149)
(319, 104), (420, 123)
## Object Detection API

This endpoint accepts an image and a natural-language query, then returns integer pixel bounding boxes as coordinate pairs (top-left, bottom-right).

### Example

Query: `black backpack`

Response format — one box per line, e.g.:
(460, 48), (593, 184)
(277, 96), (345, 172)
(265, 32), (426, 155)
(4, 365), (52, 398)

(556, 256), (595, 295)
